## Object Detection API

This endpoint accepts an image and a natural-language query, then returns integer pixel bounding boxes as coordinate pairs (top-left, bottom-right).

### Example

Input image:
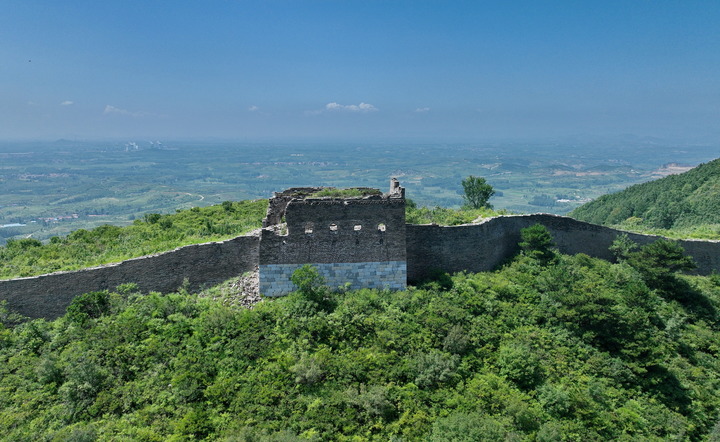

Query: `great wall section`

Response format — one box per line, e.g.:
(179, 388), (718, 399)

(2, 179), (720, 319)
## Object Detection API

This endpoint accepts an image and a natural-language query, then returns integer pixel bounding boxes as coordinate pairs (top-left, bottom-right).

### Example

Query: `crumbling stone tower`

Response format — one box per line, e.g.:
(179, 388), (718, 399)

(259, 179), (407, 296)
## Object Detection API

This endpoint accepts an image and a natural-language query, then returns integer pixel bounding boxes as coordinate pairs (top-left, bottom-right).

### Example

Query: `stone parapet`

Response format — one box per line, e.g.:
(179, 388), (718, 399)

(0, 235), (259, 319)
(2, 203), (720, 320)
(406, 214), (720, 282)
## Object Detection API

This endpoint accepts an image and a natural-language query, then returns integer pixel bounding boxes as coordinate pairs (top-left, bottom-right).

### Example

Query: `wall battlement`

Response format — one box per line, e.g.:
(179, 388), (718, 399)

(1, 180), (719, 319)
(258, 180), (407, 296)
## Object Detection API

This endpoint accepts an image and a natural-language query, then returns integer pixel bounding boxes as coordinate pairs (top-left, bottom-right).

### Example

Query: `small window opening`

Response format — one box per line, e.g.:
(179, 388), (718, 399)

(377, 223), (386, 232)
(304, 222), (314, 234)
(329, 223), (338, 232)
(354, 224), (362, 231)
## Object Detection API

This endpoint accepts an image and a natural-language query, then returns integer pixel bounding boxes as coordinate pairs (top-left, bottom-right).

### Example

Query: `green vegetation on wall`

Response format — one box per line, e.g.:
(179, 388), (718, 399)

(0, 200), (267, 279)
(310, 188), (383, 198)
(405, 199), (504, 225)
(1, 230), (718, 440)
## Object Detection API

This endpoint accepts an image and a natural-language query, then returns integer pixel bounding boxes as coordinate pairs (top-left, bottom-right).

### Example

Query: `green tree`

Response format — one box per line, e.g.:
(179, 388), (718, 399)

(609, 233), (638, 261)
(290, 264), (327, 304)
(519, 224), (556, 265)
(461, 175), (495, 209)
(65, 291), (113, 325)
(626, 239), (696, 292)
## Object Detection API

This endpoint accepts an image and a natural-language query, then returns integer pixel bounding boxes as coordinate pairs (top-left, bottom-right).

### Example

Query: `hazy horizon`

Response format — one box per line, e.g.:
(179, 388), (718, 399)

(2, 1), (719, 142)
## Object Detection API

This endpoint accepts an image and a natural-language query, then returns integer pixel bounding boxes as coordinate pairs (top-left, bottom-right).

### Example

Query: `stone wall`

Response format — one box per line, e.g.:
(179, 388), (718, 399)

(2, 212), (720, 320)
(407, 214), (720, 282)
(262, 187), (324, 227)
(0, 235), (259, 319)
(260, 261), (407, 296)
(261, 198), (406, 265)
(259, 196), (407, 296)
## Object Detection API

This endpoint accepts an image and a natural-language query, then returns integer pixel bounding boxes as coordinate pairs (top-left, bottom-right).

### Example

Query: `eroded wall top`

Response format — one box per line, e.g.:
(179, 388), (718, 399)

(260, 179), (406, 265)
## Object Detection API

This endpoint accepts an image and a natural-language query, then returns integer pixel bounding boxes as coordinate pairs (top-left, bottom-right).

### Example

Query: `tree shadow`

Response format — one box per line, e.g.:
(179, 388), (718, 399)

(643, 364), (692, 415)
(663, 277), (717, 324)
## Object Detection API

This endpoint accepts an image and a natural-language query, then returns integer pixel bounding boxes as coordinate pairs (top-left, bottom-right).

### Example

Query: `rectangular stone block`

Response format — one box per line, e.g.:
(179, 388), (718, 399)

(259, 260), (407, 297)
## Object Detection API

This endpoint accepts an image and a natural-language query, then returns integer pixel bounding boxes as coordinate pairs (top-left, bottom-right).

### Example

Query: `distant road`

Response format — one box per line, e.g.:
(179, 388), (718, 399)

(184, 192), (204, 202)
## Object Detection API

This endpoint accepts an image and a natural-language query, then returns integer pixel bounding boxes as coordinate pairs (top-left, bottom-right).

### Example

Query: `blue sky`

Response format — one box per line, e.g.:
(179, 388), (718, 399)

(1, 0), (719, 141)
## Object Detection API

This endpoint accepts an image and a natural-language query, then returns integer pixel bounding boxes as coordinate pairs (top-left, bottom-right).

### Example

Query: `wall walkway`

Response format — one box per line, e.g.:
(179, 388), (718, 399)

(1, 214), (718, 319)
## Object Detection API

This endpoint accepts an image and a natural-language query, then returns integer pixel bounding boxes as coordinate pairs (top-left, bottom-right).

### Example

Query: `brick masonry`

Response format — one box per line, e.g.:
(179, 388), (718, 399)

(0, 235), (259, 319)
(259, 261), (407, 297)
(406, 214), (720, 282)
(258, 181), (408, 298)
(2, 189), (720, 319)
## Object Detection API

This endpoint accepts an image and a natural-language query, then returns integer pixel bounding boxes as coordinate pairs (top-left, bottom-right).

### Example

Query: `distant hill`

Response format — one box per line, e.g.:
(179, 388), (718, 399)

(570, 158), (720, 231)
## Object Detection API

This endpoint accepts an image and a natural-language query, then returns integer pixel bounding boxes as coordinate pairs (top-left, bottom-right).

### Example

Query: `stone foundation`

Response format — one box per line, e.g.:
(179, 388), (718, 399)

(260, 261), (407, 296)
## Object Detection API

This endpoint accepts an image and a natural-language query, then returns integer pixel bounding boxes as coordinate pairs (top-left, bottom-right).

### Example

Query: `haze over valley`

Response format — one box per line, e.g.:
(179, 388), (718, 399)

(1, 139), (717, 244)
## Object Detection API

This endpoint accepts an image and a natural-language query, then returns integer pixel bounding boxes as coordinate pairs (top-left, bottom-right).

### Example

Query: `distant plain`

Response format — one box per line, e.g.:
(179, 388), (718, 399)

(1, 139), (718, 244)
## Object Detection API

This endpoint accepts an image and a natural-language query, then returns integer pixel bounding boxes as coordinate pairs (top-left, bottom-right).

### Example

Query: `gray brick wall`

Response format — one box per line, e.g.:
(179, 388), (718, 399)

(2, 213), (720, 320)
(406, 214), (720, 282)
(260, 261), (407, 297)
(260, 198), (406, 265)
(0, 235), (259, 319)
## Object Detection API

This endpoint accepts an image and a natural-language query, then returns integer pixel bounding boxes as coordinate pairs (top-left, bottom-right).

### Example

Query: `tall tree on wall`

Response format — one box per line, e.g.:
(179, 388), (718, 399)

(461, 175), (495, 209)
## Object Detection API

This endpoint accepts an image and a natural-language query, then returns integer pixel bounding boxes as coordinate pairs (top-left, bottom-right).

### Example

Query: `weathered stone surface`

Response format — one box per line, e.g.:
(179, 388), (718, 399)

(406, 214), (720, 282)
(260, 198), (406, 265)
(260, 261), (407, 297)
(258, 180), (407, 297)
(200, 267), (262, 309)
(262, 187), (325, 227)
(0, 235), (259, 319)
(2, 194), (720, 320)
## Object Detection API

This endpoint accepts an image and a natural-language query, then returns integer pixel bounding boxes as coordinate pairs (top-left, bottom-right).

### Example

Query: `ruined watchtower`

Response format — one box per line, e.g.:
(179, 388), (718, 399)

(259, 179), (407, 296)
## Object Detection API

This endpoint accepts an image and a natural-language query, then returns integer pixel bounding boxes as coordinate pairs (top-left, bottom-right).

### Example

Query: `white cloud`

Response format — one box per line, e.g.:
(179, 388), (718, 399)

(104, 105), (135, 116)
(60, 100), (74, 106)
(325, 102), (378, 113)
(415, 107), (430, 113)
(248, 105), (259, 112)
(103, 105), (161, 118)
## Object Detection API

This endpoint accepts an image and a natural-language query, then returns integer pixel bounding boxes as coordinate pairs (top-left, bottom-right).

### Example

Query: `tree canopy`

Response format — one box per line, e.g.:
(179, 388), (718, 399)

(1, 234), (719, 440)
(461, 175), (495, 209)
(571, 158), (720, 238)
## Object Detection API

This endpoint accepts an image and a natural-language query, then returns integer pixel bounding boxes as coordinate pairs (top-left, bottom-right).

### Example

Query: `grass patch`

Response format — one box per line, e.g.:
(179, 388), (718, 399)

(310, 187), (382, 198)
(0, 200), (268, 279)
(609, 221), (720, 240)
(406, 201), (507, 225)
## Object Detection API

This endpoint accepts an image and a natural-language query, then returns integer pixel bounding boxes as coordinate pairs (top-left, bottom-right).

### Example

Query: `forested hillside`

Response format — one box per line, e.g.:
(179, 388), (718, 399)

(1, 230), (718, 440)
(570, 158), (720, 237)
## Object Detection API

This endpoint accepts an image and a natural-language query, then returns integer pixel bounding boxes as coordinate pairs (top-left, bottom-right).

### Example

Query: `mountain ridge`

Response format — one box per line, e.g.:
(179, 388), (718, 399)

(570, 157), (720, 234)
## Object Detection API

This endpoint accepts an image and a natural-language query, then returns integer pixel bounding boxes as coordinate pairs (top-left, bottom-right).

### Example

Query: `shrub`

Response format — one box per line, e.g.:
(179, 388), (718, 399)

(291, 265), (327, 304)
(519, 224), (556, 265)
(66, 291), (112, 325)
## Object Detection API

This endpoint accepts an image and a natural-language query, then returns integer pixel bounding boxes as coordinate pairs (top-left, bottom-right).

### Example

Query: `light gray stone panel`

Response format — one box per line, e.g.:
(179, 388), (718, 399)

(260, 261), (407, 297)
